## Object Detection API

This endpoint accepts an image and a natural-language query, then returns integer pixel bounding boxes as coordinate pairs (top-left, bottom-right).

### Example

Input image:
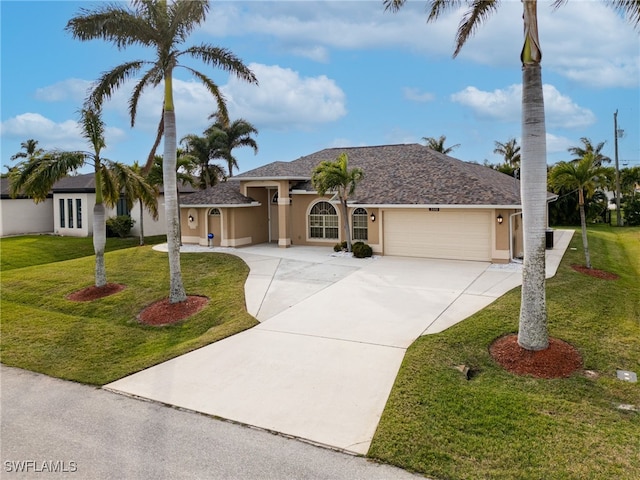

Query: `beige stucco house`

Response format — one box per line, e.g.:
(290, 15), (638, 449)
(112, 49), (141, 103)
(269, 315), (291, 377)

(180, 144), (542, 263)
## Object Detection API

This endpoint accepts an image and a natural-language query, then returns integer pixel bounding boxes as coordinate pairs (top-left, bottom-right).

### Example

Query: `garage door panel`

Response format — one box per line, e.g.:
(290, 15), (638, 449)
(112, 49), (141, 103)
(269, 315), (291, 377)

(384, 210), (491, 261)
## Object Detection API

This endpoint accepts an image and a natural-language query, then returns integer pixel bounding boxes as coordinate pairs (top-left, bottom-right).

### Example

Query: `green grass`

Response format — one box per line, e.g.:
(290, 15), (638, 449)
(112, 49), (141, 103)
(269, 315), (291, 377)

(369, 225), (640, 480)
(1, 240), (258, 385)
(0, 234), (166, 271)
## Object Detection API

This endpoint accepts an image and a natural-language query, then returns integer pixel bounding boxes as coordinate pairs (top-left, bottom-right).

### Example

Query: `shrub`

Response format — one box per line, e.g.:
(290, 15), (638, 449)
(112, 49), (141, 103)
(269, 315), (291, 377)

(333, 241), (348, 252)
(106, 215), (135, 238)
(622, 196), (640, 226)
(352, 242), (373, 258)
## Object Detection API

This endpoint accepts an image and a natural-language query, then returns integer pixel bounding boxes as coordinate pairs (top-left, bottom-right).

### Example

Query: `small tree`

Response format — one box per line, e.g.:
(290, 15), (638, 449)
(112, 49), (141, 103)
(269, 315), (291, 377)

(549, 153), (607, 268)
(311, 153), (363, 252)
(422, 135), (460, 155)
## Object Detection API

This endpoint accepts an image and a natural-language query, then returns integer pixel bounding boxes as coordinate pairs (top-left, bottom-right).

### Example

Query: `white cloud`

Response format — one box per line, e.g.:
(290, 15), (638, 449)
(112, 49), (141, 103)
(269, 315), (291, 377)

(546, 133), (574, 155)
(0, 112), (125, 153)
(403, 87), (435, 103)
(34, 79), (92, 103)
(204, 1), (639, 88)
(451, 84), (596, 129)
(222, 63), (347, 130)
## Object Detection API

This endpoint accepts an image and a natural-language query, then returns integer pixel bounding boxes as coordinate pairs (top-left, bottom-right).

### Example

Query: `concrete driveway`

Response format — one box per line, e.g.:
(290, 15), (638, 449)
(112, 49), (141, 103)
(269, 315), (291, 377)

(106, 230), (573, 455)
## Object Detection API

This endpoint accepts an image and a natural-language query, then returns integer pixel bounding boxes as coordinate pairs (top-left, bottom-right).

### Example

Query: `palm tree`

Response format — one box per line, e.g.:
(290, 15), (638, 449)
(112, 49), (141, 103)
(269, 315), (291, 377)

(10, 139), (44, 162)
(494, 138), (521, 169)
(568, 137), (611, 166)
(385, 0), (640, 352)
(311, 152), (364, 253)
(205, 113), (259, 177)
(66, 0), (257, 303)
(549, 153), (607, 268)
(180, 133), (226, 189)
(9, 108), (156, 287)
(129, 161), (160, 246)
(422, 135), (460, 155)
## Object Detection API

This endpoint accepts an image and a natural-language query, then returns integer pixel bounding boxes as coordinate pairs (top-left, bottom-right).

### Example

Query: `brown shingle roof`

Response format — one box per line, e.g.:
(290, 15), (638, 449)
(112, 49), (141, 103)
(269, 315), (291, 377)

(180, 181), (256, 206)
(237, 144), (524, 206)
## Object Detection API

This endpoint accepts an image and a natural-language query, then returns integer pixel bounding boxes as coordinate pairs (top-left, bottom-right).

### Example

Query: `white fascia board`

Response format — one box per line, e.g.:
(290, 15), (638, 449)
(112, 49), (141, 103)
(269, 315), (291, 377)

(230, 176), (310, 182)
(180, 202), (262, 208)
(351, 203), (523, 209)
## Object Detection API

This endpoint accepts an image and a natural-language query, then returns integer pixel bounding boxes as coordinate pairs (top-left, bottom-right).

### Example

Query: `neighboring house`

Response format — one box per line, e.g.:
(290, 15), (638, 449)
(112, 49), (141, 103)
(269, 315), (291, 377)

(0, 177), (54, 237)
(180, 143), (553, 263)
(1, 173), (196, 238)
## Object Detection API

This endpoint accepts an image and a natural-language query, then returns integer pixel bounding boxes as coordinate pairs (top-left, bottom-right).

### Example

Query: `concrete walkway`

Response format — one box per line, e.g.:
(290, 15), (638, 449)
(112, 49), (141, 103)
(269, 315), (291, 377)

(106, 230), (573, 455)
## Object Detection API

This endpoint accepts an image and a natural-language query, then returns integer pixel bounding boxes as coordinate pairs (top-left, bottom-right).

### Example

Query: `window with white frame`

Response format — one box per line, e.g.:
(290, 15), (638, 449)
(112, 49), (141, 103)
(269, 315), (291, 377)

(352, 208), (368, 241)
(76, 199), (82, 228)
(59, 199), (65, 228)
(309, 201), (338, 239)
(67, 199), (74, 228)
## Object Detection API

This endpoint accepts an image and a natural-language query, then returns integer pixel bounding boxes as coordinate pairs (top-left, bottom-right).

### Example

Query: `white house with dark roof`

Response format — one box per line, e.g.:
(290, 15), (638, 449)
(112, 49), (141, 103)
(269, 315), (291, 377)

(179, 143), (554, 263)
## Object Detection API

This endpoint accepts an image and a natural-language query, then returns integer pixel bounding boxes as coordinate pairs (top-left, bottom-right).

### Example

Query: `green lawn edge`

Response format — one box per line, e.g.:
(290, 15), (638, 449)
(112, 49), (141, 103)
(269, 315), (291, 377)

(368, 225), (640, 480)
(1, 244), (258, 385)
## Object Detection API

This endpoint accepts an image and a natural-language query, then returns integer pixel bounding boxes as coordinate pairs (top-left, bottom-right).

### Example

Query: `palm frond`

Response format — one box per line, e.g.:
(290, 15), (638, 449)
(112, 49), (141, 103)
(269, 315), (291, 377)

(78, 107), (106, 156)
(169, 0), (209, 44)
(554, 0), (640, 30)
(66, 3), (156, 49)
(129, 65), (163, 127)
(453, 0), (500, 57)
(180, 45), (257, 85)
(86, 61), (147, 110)
(183, 66), (230, 124)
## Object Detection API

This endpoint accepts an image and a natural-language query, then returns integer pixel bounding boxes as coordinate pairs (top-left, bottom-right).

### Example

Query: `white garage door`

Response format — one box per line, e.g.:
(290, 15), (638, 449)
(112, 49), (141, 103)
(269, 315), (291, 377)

(384, 209), (492, 261)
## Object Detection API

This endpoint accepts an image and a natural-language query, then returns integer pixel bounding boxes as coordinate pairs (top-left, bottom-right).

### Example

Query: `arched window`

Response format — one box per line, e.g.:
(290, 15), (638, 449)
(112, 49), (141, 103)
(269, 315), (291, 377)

(208, 208), (221, 216)
(352, 208), (368, 241)
(309, 201), (338, 239)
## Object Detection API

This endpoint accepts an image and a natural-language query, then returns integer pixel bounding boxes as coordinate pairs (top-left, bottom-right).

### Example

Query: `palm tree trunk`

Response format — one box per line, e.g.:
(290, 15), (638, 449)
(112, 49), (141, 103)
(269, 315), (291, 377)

(342, 198), (352, 252)
(138, 201), (145, 246)
(517, 63), (549, 351)
(93, 202), (107, 288)
(93, 165), (107, 288)
(578, 190), (592, 268)
(163, 71), (187, 304)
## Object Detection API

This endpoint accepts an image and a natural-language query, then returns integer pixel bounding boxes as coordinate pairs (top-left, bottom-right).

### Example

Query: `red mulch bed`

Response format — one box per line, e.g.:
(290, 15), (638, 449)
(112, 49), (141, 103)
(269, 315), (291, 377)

(490, 334), (582, 379)
(66, 283), (126, 302)
(138, 296), (209, 326)
(571, 264), (619, 280)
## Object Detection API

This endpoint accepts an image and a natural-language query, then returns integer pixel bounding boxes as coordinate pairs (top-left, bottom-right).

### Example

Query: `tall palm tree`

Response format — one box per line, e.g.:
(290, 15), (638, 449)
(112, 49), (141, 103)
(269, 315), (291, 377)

(568, 137), (611, 166)
(549, 153), (607, 268)
(311, 152), (364, 253)
(66, 0), (257, 303)
(494, 138), (521, 169)
(180, 133), (226, 189)
(9, 108), (156, 287)
(10, 139), (44, 162)
(385, 0), (640, 352)
(422, 135), (460, 155)
(206, 113), (259, 177)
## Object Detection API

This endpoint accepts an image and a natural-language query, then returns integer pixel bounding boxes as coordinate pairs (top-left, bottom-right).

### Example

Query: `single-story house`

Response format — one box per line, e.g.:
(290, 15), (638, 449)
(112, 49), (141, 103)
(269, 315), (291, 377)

(1, 174), (196, 238)
(179, 143), (552, 263)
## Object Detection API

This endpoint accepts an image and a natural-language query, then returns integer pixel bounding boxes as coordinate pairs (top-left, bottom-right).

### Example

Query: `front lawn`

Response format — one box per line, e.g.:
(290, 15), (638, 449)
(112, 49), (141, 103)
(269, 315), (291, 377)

(0, 243), (258, 385)
(369, 225), (640, 480)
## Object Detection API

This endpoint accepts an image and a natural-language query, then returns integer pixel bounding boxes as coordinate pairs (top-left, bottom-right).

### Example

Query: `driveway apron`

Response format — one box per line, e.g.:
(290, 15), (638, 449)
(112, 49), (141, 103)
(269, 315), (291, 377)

(105, 231), (573, 455)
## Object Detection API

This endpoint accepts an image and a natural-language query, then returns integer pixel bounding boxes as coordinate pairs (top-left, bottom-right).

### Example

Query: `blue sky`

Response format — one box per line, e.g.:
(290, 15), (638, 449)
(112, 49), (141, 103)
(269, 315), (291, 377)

(2, 0), (639, 176)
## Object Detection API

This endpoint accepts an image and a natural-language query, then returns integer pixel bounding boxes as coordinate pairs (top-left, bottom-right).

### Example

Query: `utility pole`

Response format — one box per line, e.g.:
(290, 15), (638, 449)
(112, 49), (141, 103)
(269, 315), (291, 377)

(613, 110), (623, 226)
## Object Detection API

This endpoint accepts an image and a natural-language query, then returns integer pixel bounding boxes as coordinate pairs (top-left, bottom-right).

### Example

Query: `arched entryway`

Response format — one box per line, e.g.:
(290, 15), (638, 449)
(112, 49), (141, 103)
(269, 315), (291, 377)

(208, 208), (222, 246)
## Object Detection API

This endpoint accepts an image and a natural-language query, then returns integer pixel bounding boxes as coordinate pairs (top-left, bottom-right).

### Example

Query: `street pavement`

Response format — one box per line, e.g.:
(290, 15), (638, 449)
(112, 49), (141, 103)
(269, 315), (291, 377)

(1, 365), (423, 480)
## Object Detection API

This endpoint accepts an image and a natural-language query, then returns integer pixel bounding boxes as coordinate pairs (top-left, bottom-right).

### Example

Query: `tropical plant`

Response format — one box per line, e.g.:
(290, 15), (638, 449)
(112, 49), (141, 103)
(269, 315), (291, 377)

(549, 153), (608, 268)
(129, 161), (160, 246)
(568, 137), (611, 166)
(384, 0), (640, 351)
(66, 0), (257, 303)
(494, 138), (521, 170)
(311, 153), (364, 253)
(10, 139), (44, 162)
(621, 166), (640, 198)
(9, 107), (156, 287)
(205, 113), (259, 177)
(180, 133), (227, 189)
(422, 135), (460, 155)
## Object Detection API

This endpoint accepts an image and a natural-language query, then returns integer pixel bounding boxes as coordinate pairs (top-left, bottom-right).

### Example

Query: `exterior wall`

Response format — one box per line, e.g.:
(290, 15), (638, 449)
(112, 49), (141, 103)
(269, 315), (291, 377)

(53, 193), (94, 237)
(130, 198), (168, 238)
(0, 198), (54, 237)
